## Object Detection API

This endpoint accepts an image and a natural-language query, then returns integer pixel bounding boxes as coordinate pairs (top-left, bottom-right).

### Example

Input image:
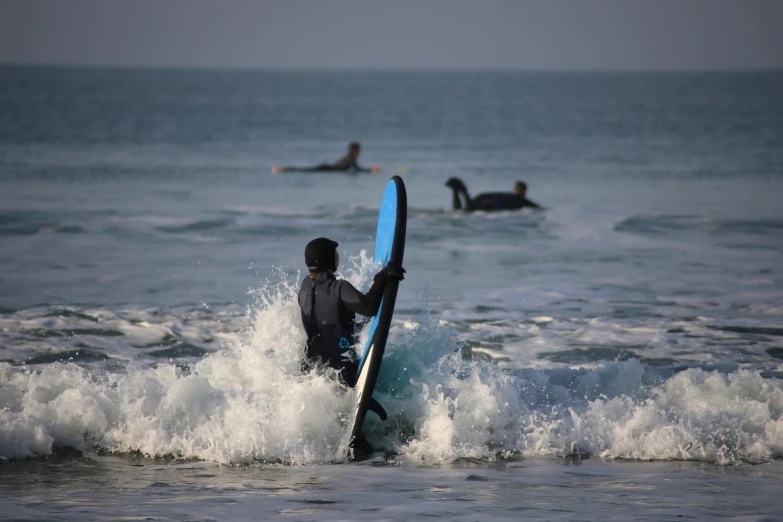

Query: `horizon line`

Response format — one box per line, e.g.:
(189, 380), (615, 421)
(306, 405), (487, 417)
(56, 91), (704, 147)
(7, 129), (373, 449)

(1, 60), (781, 75)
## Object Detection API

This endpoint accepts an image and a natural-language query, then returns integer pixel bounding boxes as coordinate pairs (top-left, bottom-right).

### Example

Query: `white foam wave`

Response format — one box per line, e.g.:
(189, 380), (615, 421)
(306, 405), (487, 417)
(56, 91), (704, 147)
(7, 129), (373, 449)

(393, 356), (783, 465)
(0, 273), (353, 464)
(2, 259), (782, 465)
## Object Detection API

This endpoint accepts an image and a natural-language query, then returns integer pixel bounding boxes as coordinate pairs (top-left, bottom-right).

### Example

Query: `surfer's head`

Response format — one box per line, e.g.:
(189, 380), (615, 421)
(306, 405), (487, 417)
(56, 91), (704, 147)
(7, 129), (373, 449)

(348, 142), (361, 158)
(513, 181), (528, 197)
(305, 237), (339, 275)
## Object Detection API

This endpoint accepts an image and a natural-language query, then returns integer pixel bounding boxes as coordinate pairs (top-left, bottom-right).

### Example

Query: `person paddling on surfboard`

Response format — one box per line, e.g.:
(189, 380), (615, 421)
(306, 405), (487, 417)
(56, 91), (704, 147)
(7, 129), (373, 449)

(445, 177), (542, 211)
(273, 142), (382, 174)
(298, 237), (404, 386)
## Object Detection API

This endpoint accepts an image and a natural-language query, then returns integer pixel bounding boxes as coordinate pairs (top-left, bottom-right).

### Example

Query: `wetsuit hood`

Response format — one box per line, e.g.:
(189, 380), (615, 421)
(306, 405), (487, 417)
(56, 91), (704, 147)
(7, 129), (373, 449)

(305, 238), (338, 272)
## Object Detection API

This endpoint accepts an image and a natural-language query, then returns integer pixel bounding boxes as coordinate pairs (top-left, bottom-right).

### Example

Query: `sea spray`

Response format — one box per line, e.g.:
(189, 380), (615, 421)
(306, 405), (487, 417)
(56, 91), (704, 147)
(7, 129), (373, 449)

(2, 255), (783, 465)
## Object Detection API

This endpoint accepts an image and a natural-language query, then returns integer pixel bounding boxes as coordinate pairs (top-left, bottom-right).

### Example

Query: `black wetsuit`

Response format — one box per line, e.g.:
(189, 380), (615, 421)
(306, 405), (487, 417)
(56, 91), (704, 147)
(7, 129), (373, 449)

(452, 190), (541, 211)
(446, 177), (541, 212)
(298, 272), (385, 386)
(468, 193), (541, 211)
(296, 154), (368, 173)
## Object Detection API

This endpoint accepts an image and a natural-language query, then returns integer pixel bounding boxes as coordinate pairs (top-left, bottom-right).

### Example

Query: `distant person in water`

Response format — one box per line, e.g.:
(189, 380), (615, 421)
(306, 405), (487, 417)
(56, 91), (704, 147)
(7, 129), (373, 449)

(445, 177), (542, 212)
(273, 142), (381, 174)
(298, 237), (404, 387)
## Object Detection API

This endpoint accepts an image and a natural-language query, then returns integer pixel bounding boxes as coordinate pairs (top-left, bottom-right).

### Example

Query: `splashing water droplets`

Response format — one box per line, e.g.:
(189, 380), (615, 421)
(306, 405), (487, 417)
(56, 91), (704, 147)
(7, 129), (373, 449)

(2, 252), (783, 465)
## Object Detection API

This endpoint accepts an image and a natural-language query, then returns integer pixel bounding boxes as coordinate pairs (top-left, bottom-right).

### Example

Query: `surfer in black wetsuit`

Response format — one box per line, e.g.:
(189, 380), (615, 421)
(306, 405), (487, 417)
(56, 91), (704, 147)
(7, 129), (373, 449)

(274, 142), (381, 174)
(445, 177), (542, 212)
(298, 237), (404, 386)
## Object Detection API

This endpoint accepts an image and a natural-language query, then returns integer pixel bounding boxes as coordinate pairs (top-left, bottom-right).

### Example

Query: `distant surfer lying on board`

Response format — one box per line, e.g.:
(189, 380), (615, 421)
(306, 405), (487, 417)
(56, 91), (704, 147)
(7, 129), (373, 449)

(273, 142), (381, 174)
(298, 237), (404, 386)
(445, 177), (542, 211)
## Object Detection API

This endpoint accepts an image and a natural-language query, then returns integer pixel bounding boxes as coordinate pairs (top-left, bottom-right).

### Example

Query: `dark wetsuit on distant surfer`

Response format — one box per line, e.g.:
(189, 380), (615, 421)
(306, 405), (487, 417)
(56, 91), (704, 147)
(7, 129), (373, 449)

(274, 142), (381, 174)
(445, 178), (542, 212)
(298, 238), (404, 386)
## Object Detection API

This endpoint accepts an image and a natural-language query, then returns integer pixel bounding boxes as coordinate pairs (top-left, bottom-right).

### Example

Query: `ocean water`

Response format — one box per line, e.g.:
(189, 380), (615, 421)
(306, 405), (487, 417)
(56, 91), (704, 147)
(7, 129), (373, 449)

(1, 67), (783, 520)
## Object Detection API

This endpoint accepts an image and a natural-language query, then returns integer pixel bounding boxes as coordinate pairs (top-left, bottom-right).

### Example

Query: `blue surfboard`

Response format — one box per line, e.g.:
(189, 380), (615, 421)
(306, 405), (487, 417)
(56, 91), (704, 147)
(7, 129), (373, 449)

(349, 176), (407, 453)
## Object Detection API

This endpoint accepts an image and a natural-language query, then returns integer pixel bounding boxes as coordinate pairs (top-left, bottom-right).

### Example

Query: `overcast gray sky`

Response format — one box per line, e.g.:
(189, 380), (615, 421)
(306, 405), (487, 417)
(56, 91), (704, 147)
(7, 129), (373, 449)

(1, 0), (781, 70)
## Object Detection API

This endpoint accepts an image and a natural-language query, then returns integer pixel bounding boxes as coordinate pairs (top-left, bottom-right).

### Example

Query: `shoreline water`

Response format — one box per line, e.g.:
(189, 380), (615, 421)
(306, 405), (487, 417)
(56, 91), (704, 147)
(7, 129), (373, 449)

(3, 454), (782, 521)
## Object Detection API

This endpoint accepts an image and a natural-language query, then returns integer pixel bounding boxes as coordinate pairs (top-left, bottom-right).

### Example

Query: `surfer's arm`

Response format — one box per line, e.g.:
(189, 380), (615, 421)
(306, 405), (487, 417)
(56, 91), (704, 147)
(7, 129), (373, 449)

(452, 191), (463, 210)
(338, 279), (385, 317)
(353, 160), (372, 173)
(334, 155), (371, 173)
(339, 262), (406, 316)
(352, 160), (382, 173)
